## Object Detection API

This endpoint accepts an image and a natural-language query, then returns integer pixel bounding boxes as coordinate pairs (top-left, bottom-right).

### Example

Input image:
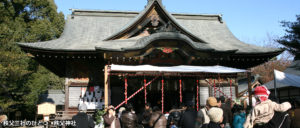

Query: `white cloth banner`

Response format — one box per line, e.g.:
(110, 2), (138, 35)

(110, 64), (246, 73)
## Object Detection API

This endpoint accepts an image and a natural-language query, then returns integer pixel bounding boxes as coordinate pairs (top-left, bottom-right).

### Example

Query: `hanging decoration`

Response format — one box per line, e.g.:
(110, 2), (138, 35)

(161, 77), (164, 113)
(196, 79), (199, 112)
(116, 76), (158, 109)
(218, 76), (221, 97)
(125, 77), (128, 104)
(230, 79), (233, 99)
(144, 78), (147, 104)
(179, 79), (182, 103)
(157, 47), (178, 54)
(214, 79), (216, 97)
(206, 79), (230, 98)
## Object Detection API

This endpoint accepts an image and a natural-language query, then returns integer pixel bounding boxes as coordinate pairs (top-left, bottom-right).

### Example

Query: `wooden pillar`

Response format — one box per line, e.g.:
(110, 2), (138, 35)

(247, 71), (252, 107)
(64, 78), (69, 111)
(104, 65), (109, 107)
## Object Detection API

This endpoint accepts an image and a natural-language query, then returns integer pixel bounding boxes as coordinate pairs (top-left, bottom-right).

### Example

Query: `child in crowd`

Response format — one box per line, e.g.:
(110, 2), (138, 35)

(244, 86), (291, 128)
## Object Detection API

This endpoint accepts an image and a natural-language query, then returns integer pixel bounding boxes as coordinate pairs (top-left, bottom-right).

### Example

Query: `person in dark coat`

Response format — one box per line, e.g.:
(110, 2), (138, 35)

(179, 105), (197, 128)
(167, 105), (183, 128)
(72, 104), (95, 128)
(103, 105), (121, 128)
(141, 103), (152, 128)
(120, 104), (138, 128)
(201, 107), (223, 128)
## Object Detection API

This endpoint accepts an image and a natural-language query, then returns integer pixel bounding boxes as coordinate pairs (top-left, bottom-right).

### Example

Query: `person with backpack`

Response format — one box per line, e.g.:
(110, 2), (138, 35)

(196, 97), (219, 127)
(244, 86), (291, 128)
(201, 107), (224, 128)
(149, 106), (167, 128)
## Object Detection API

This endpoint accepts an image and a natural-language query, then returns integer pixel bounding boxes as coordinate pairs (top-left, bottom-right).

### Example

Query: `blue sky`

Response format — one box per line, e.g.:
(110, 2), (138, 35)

(54, 0), (300, 46)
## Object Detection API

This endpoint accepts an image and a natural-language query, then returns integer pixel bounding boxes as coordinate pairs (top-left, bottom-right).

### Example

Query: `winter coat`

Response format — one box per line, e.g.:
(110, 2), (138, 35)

(233, 112), (246, 128)
(201, 121), (221, 128)
(141, 108), (152, 128)
(72, 112), (95, 128)
(179, 108), (197, 128)
(103, 114), (121, 128)
(149, 111), (167, 128)
(244, 100), (291, 128)
(120, 111), (138, 128)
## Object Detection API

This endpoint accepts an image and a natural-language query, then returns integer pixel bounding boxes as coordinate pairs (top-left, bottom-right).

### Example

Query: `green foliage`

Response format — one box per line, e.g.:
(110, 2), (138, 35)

(94, 109), (106, 125)
(0, 0), (65, 119)
(277, 15), (300, 60)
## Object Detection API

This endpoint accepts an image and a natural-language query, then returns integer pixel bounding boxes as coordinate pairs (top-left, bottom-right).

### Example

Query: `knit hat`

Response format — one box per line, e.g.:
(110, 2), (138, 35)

(208, 107), (223, 123)
(206, 97), (218, 107)
(254, 86), (270, 102)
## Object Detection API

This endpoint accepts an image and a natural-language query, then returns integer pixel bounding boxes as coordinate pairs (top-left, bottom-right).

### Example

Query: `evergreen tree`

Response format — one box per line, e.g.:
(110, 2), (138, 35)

(277, 15), (300, 60)
(0, 0), (65, 119)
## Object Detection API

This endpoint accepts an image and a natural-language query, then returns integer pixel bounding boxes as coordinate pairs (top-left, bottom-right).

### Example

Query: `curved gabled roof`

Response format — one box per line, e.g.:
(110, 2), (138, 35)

(96, 32), (217, 52)
(18, 0), (282, 55)
(103, 0), (206, 43)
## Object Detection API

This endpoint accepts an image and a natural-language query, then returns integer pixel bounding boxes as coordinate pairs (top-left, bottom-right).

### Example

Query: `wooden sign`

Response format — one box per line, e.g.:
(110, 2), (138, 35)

(37, 102), (56, 115)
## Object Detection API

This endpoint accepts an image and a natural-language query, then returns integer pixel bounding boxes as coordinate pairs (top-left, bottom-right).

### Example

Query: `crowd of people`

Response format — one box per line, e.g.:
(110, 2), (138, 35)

(72, 85), (293, 128)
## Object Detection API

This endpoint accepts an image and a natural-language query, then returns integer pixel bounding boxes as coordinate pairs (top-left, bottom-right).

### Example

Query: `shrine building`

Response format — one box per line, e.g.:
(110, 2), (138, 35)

(18, 0), (282, 118)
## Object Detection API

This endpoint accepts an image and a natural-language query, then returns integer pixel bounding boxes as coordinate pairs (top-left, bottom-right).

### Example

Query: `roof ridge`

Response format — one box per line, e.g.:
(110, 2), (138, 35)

(70, 9), (221, 17)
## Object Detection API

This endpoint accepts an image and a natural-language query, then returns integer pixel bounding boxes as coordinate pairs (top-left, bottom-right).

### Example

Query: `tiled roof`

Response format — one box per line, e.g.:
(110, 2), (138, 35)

(18, 0), (281, 54)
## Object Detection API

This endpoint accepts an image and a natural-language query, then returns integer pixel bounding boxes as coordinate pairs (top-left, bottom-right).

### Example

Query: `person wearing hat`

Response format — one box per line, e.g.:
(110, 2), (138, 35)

(103, 105), (121, 128)
(72, 104), (95, 128)
(196, 97), (219, 128)
(201, 107), (224, 128)
(244, 86), (291, 128)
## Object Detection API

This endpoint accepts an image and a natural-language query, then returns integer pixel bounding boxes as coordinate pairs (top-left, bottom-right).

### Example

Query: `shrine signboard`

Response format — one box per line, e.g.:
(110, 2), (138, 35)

(37, 102), (56, 115)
